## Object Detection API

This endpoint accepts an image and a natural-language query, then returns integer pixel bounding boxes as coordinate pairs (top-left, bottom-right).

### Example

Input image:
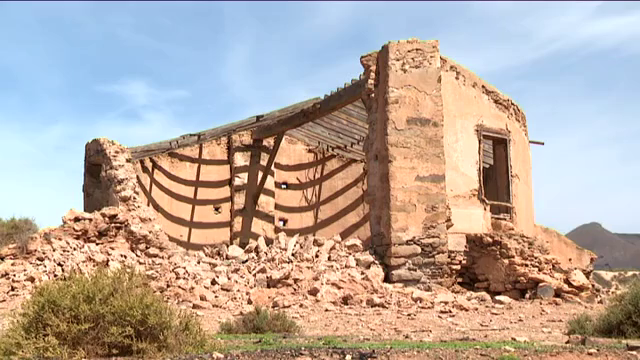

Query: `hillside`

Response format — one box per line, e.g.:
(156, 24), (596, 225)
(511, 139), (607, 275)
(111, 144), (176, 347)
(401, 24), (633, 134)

(566, 222), (640, 270)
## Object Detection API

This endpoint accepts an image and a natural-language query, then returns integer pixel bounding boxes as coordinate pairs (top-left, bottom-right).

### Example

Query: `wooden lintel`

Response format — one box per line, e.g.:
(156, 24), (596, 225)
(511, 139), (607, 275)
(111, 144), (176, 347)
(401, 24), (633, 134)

(253, 133), (284, 205)
(529, 140), (545, 146)
(252, 78), (366, 139)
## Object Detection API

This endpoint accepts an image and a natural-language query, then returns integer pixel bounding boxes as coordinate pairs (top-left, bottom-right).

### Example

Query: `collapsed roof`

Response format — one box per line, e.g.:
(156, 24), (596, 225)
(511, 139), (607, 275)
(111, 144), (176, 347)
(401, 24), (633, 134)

(129, 76), (368, 161)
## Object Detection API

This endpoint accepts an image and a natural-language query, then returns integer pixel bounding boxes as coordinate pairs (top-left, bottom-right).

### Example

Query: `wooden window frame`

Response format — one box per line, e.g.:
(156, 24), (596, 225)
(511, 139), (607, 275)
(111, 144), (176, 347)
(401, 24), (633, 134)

(477, 128), (514, 221)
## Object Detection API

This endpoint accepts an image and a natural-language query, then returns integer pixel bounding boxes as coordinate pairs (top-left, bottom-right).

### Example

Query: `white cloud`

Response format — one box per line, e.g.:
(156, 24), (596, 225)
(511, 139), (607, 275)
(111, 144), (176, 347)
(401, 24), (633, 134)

(443, 2), (640, 73)
(97, 78), (190, 107)
(94, 78), (191, 146)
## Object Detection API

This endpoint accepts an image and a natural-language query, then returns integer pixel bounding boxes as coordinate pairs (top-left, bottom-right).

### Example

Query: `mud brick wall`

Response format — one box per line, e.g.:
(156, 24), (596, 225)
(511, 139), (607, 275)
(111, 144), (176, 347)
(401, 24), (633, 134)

(84, 138), (141, 213)
(362, 39), (453, 286)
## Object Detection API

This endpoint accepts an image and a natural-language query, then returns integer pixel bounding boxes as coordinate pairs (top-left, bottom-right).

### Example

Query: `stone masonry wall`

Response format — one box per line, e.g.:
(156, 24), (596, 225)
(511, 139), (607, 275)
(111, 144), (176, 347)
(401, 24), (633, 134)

(360, 50), (390, 261)
(362, 39), (453, 287)
(84, 138), (144, 214)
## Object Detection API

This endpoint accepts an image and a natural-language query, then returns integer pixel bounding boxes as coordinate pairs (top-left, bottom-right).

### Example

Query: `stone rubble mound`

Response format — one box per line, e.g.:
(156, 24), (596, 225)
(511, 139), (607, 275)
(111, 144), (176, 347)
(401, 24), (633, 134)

(0, 207), (415, 313)
(0, 206), (599, 314)
(462, 232), (599, 303)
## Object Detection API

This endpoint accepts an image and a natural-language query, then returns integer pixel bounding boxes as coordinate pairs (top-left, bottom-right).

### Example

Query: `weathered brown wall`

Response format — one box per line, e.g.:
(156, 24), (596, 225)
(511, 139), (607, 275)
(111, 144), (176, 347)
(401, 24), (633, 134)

(533, 225), (596, 271)
(135, 138), (232, 248)
(119, 132), (369, 248)
(230, 131), (277, 246)
(84, 138), (145, 213)
(440, 57), (535, 236)
(363, 39), (452, 286)
(274, 137), (369, 243)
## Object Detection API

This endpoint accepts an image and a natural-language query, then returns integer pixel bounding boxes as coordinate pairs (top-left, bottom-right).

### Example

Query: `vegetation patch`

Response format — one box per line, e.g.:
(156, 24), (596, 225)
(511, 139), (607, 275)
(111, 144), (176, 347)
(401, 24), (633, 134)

(0, 267), (213, 359)
(568, 280), (640, 338)
(0, 216), (38, 252)
(219, 306), (300, 335)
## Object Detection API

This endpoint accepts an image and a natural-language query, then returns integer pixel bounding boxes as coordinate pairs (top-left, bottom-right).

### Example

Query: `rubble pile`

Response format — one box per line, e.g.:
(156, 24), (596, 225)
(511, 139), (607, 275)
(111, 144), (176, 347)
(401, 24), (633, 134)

(461, 231), (597, 303)
(0, 207), (601, 313)
(0, 206), (426, 313)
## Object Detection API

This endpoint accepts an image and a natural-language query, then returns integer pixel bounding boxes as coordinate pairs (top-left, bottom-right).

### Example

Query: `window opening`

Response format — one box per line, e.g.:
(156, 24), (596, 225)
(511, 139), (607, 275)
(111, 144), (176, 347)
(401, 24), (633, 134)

(480, 132), (512, 219)
(280, 182), (289, 190)
(278, 217), (288, 227)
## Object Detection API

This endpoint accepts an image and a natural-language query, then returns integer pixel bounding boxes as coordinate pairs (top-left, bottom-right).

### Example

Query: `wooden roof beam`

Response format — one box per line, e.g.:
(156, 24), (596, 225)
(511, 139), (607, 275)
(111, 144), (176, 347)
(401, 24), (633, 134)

(293, 127), (362, 151)
(301, 122), (363, 144)
(252, 78), (366, 140)
(320, 113), (368, 135)
(287, 131), (363, 161)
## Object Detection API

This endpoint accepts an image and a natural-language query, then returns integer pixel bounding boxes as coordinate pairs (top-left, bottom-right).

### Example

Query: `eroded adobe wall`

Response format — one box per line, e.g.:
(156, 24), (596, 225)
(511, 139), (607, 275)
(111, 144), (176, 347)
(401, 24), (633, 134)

(362, 39), (452, 286)
(274, 136), (370, 244)
(533, 225), (596, 271)
(84, 138), (148, 213)
(440, 57), (535, 236)
(91, 132), (370, 249)
(134, 138), (232, 248)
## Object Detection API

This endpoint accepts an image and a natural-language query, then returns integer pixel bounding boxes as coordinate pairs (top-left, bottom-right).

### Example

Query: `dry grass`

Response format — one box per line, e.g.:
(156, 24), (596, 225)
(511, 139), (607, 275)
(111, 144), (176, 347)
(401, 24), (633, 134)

(0, 216), (38, 253)
(0, 267), (214, 359)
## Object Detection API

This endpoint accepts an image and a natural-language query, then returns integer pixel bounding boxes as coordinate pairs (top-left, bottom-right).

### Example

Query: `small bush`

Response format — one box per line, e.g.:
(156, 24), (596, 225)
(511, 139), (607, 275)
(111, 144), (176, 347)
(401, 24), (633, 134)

(0, 268), (212, 359)
(0, 216), (38, 252)
(219, 306), (300, 334)
(568, 280), (640, 338)
(567, 313), (595, 336)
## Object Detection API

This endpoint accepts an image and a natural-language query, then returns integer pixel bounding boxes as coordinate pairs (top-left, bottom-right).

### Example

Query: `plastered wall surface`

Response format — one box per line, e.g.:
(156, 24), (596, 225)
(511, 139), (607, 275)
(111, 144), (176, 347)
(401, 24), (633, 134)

(135, 138), (232, 248)
(128, 132), (369, 248)
(533, 225), (596, 271)
(230, 131), (277, 246)
(362, 40), (453, 286)
(441, 57), (535, 236)
(274, 137), (370, 242)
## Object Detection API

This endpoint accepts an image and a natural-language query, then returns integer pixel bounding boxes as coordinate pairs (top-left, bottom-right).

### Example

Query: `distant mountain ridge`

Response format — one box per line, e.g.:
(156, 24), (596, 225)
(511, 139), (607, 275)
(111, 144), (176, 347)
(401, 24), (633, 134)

(566, 222), (640, 270)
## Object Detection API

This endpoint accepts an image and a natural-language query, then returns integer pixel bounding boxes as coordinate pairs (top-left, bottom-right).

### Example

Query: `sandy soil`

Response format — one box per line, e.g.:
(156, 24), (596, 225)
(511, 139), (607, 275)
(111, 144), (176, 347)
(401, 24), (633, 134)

(195, 299), (602, 345)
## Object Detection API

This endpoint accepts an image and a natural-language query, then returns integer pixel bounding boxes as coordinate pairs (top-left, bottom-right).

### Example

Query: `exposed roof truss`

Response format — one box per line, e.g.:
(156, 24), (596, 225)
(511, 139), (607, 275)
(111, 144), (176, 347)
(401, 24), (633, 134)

(129, 76), (369, 161)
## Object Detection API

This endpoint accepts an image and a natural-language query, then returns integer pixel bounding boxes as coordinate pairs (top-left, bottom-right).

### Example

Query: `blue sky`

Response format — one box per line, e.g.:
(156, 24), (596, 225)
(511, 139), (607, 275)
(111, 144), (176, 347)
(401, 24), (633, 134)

(1, 1), (638, 234)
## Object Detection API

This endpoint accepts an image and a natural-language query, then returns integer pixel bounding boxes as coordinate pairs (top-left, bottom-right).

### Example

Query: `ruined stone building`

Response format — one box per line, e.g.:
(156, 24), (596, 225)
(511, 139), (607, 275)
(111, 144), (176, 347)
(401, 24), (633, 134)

(85, 39), (583, 288)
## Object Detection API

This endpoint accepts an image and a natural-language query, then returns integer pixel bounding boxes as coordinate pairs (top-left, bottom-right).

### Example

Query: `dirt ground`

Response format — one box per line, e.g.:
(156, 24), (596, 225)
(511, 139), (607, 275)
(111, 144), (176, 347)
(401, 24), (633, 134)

(217, 349), (635, 360)
(195, 299), (601, 345)
(3, 295), (639, 360)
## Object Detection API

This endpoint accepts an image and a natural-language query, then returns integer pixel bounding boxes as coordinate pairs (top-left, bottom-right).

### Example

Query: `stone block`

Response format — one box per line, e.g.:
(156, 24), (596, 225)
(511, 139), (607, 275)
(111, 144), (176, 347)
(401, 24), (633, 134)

(384, 257), (408, 266)
(387, 245), (421, 258)
(389, 269), (424, 282)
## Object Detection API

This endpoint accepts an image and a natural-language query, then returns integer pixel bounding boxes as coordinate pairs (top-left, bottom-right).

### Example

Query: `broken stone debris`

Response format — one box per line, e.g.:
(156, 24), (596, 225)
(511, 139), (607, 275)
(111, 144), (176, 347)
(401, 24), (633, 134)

(0, 206), (599, 312)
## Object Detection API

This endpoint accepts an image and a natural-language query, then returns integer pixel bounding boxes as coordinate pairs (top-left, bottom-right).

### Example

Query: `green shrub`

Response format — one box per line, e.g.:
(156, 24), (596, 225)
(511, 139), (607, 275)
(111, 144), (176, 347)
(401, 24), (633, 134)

(567, 280), (640, 338)
(0, 216), (38, 252)
(219, 306), (300, 334)
(498, 355), (520, 360)
(567, 313), (595, 336)
(0, 267), (212, 359)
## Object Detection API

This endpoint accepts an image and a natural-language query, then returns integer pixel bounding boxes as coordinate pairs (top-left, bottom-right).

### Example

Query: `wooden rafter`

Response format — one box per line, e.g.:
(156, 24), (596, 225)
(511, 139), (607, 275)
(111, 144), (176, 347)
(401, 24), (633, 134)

(253, 133), (284, 205)
(252, 78), (366, 140)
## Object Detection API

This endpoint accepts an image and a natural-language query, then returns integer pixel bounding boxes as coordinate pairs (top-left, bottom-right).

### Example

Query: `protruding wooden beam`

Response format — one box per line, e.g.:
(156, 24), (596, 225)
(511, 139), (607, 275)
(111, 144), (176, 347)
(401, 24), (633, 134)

(129, 97), (320, 161)
(252, 78), (366, 140)
(529, 140), (545, 146)
(253, 133), (284, 205)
